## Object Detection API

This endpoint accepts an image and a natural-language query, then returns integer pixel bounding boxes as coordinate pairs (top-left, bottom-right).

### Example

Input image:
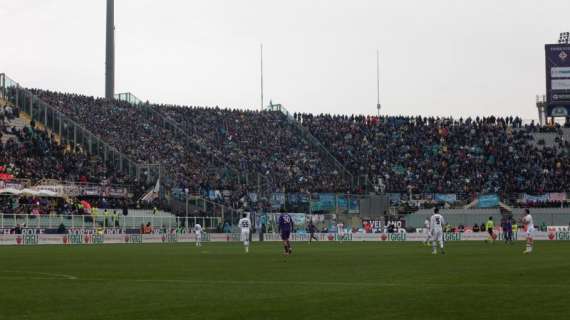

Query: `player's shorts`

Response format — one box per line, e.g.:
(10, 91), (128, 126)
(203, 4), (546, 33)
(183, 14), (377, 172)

(338, 232), (345, 238)
(488, 229), (494, 235)
(240, 230), (250, 242)
(280, 231), (290, 241)
(195, 233), (202, 240)
(525, 227), (535, 238)
(431, 230), (443, 242)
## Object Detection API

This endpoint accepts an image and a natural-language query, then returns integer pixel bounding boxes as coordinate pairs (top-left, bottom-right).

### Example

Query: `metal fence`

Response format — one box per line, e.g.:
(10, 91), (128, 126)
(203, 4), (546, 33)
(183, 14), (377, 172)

(0, 214), (222, 230)
(266, 102), (356, 189)
(405, 211), (570, 229)
(1, 73), (159, 185)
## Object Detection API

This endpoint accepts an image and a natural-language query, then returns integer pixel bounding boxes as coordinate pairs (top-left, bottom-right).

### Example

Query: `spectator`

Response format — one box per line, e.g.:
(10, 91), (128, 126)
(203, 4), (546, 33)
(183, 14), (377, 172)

(473, 224), (480, 232)
(16, 88), (570, 212)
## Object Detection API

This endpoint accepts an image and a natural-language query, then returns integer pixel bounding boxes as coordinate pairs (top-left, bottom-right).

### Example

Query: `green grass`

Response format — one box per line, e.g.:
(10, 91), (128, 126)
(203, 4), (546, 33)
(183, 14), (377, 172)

(0, 241), (569, 320)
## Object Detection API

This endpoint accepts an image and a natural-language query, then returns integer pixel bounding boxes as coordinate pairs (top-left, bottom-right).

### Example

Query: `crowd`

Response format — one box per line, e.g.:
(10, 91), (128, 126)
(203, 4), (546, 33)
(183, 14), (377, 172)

(30, 89), (352, 200)
(297, 113), (570, 194)
(1, 108), (128, 184)
(0, 100), (19, 123)
(30, 89), (234, 195)
(12, 88), (570, 208)
(1, 98), (142, 219)
(154, 105), (350, 193)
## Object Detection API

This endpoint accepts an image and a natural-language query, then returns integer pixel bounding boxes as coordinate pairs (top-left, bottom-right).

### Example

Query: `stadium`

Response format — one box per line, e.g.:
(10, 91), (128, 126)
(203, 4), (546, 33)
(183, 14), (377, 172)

(1, 1), (570, 319)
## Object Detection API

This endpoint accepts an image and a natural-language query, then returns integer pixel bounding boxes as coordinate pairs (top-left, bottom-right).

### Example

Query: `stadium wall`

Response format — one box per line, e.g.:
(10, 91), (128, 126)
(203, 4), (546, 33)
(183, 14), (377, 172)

(1, 231), (570, 245)
(406, 208), (570, 228)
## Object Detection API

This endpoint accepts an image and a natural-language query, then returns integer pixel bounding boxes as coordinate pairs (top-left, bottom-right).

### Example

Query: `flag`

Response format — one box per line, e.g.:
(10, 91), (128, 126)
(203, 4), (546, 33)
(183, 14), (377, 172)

(141, 179), (160, 203)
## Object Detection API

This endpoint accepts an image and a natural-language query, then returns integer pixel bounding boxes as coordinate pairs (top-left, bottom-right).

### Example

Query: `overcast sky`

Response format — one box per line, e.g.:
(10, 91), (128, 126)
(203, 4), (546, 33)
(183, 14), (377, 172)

(1, 0), (568, 119)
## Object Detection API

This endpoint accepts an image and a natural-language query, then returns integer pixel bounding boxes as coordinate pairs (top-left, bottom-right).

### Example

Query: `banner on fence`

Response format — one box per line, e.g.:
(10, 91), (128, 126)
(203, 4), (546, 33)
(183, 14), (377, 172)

(477, 194), (500, 208)
(290, 213), (306, 225)
(522, 194), (549, 203)
(270, 193), (285, 209)
(311, 193), (336, 211)
(0, 232), (568, 245)
(386, 193), (401, 205)
(434, 194), (457, 203)
(547, 192), (567, 202)
(336, 195), (359, 213)
(286, 193), (309, 205)
(0, 232), (242, 245)
(263, 233), (353, 242)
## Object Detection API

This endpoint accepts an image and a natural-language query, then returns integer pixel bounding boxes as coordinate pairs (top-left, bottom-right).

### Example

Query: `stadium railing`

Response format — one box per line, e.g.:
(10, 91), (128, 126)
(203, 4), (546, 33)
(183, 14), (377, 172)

(32, 179), (132, 198)
(1, 74), (159, 185)
(114, 92), (143, 105)
(148, 103), (274, 196)
(166, 192), (244, 223)
(265, 102), (355, 189)
(406, 208), (570, 229)
(112, 90), (275, 206)
(0, 213), (221, 230)
(0, 73), (5, 100)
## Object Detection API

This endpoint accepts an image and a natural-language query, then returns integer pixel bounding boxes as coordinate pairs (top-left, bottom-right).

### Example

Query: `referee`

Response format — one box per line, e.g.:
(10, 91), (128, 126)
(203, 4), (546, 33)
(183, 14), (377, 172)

(485, 216), (495, 243)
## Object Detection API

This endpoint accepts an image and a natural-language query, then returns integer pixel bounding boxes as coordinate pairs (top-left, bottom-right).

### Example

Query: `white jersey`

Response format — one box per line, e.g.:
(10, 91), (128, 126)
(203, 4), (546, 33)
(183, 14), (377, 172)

(337, 223), (345, 235)
(523, 214), (534, 232)
(239, 218), (251, 243)
(430, 214), (445, 232)
(194, 224), (202, 234)
(238, 218), (251, 233)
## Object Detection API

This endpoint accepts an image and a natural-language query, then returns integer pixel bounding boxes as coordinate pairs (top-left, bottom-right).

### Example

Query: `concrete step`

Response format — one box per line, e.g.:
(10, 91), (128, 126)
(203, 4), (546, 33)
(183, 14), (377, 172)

(7, 117), (27, 130)
(1, 133), (18, 144)
(530, 132), (559, 146)
(1, 115), (27, 144)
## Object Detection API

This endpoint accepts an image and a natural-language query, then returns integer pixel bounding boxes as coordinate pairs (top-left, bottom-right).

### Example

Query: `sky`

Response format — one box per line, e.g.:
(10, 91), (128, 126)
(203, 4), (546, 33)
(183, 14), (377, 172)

(1, 0), (568, 120)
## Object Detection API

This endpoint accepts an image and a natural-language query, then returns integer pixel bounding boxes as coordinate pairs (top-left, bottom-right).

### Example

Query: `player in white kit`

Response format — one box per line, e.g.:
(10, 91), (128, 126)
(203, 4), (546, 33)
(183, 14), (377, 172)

(429, 208), (445, 255)
(522, 209), (535, 254)
(238, 213), (251, 253)
(337, 222), (345, 242)
(194, 223), (203, 247)
(424, 217), (431, 245)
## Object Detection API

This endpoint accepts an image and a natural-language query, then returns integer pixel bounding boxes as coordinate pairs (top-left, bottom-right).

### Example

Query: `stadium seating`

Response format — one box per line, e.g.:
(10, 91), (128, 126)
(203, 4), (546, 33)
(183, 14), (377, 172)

(297, 113), (570, 194)
(1, 101), (128, 184)
(30, 89), (257, 197)
(153, 104), (350, 192)
(30, 89), (352, 198)
(8, 88), (570, 211)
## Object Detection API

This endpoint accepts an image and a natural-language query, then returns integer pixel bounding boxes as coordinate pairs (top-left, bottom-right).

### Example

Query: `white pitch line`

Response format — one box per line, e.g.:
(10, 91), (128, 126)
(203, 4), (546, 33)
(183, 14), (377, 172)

(0, 275), (568, 289)
(0, 271), (77, 280)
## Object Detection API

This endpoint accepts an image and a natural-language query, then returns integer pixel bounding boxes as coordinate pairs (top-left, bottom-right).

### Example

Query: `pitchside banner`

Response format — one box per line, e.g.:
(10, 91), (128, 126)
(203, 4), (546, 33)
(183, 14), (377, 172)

(264, 232), (568, 242)
(1, 232), (569, 245)
(0, 233), (243, 245)
(545, 44), (570, 116)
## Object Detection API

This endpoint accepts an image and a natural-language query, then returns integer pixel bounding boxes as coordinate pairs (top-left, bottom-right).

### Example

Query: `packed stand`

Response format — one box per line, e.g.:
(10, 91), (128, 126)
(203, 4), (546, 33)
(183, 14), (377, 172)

(153, 105), (351, 193)
(26, 88), (570, 200)
(297, 114), (570, 194)
(30, 89), (236, 195)
(1, 100), (129, 185)
(26, 89), (353, 195)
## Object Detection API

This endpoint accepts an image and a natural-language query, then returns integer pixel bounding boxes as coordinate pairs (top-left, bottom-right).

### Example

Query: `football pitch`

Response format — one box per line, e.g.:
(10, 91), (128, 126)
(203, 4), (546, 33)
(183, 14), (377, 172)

(0, 241), (569, 320)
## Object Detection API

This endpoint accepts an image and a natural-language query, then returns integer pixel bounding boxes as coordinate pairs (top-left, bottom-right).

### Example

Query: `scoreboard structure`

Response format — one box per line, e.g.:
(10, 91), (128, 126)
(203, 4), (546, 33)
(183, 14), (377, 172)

(545, 32), (570, 118)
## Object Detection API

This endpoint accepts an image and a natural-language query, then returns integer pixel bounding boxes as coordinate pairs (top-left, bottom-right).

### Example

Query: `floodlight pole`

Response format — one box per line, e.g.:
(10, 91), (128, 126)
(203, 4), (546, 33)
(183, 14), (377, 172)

(376, 49), (381, 117)
(260, 43), (264, 110)
(105, 0), (115, 99)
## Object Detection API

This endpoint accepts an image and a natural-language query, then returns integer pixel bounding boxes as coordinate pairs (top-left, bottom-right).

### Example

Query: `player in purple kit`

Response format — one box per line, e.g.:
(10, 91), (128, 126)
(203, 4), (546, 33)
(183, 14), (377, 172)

(278, 212), (294, 256)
